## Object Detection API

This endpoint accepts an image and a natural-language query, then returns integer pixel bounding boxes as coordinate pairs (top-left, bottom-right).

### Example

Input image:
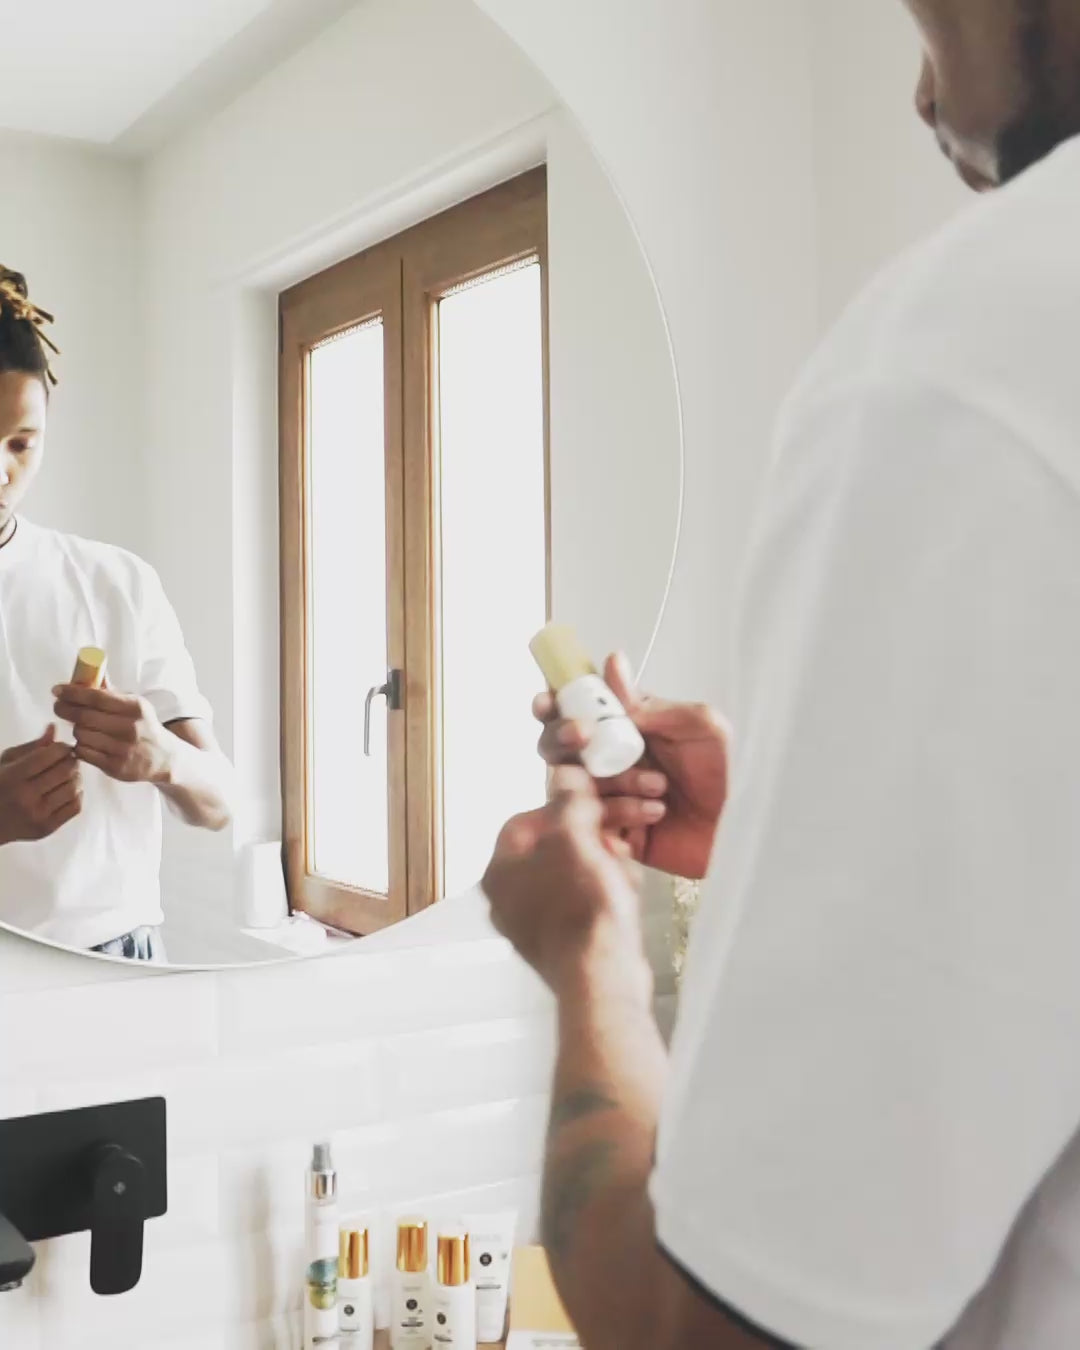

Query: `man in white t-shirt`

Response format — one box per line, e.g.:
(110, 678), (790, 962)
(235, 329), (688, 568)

(484, 4), (1080, 1348)
(0, 267), (234, 959)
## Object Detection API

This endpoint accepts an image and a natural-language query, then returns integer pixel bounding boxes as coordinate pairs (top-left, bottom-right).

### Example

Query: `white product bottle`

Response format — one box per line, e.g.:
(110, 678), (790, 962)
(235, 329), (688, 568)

(432, 1232), (475, 1350)
(391, 1217), (430, 1348)
(530, 624), (645, 780)
(304, 1142), (339, 1349)
(338, 1225), (374, 1349)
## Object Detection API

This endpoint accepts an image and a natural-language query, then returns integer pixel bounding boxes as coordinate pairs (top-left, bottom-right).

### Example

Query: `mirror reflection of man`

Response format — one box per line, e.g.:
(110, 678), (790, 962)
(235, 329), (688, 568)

(0, 269), (233, 962)
(484, 3), (1080, 1348)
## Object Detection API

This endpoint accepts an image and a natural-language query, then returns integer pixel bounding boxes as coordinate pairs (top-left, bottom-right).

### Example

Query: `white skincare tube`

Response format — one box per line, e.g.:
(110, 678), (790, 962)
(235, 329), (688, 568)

(433, 1230), (475, 1350)
(304, 1142), (339, 1349)
(391, 1217), (431, 1348)
(339, 1224), (375, 1349)
(462, 1210), (516, 1344)
(530, 624), (645, 780)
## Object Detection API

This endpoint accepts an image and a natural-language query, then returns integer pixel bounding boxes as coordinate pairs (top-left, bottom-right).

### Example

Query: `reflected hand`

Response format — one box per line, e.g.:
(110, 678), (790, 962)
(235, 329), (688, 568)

(535, 653), (729, 880)
(0, 725), (83, 845)
(53, 680), (173, 785)
(483, 767), (649, 996)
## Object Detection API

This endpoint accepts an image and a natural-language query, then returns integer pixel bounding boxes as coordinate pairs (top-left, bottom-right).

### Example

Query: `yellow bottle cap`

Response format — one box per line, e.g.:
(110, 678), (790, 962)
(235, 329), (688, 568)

(529, 624), (595, 693)
(71, 647), (107, 689)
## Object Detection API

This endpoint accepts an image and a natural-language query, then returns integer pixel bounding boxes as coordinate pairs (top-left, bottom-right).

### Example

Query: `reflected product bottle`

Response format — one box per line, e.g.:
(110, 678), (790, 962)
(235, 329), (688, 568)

(339, 1224), (374, 1349)
(530, 624), (645, 779)
(304, 1142), (339, 1349)
(391, 1217), (430, 1348)
(432, 1231), (475, 1350)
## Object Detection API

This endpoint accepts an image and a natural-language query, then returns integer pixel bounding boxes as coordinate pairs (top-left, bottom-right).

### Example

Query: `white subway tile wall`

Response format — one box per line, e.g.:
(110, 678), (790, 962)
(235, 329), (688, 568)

(0, 930), (554, 1349)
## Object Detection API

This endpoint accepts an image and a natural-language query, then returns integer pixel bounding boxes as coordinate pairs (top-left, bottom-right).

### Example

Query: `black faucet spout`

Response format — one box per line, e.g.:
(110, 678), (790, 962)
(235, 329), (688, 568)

(0, 1211), (34, 1291)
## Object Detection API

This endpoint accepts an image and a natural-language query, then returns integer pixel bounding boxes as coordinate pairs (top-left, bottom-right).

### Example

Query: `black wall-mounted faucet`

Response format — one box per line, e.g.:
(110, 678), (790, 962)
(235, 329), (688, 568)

(0, 1097), (167, 1296)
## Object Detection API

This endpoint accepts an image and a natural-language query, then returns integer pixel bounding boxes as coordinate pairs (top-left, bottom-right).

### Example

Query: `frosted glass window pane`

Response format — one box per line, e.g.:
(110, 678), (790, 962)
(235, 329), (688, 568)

(307, 322), (389, 894)
(438, 262), (547, 898)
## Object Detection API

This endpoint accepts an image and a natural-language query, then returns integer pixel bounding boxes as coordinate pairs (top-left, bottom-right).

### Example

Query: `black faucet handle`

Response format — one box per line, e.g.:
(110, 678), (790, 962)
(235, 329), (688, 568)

(89, 1144), (147, 1296)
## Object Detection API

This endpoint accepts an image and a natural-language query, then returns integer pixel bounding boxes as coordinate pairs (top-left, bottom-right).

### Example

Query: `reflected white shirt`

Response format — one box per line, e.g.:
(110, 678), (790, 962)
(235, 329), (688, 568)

(0, 520), (210, 948)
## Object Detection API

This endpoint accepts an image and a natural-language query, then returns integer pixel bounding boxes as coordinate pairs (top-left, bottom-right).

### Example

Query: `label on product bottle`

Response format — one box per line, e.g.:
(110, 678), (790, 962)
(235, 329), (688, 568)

(393, 1275), (429, 1343)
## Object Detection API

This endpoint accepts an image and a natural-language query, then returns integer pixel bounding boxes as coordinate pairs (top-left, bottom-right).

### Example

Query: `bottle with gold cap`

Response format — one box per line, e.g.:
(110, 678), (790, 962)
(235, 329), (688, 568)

(432, 1229), (475, 1350)
(338, 1223), (374, 1349)
(529, 623), (646, 779)
(391, 1216), (430, 1348)
(71, 646), (107, 690)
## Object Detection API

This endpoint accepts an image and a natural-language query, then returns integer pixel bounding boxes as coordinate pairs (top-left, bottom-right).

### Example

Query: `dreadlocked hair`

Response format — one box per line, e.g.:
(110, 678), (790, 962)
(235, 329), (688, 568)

(0, 267), (59, 389)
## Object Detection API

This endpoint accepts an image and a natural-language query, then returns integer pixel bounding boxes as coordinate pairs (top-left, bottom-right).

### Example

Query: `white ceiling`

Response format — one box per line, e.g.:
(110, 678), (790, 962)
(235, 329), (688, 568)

(0, 0), (358, 153)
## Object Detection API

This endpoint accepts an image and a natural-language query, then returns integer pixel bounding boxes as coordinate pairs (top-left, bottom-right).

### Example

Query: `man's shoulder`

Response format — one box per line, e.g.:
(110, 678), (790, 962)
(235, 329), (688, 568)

(896, 136), (1080, 328)
(32, 524), (158, 595)
(789, 139), (1080, 468)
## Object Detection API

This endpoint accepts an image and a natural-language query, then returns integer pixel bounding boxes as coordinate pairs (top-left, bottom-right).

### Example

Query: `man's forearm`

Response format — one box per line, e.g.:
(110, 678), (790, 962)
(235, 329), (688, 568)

(156, 729), (234, 831)
(542, 941), (670, 1350)
(543, 941), (783, 1350)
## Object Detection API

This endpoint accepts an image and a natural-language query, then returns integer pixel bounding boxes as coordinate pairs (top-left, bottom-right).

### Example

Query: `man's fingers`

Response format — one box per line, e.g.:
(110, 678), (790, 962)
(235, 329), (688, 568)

(537, 718), (589, 766)
(492, 807), (548, 861)
(2, 725), (60, 767)
(73, 746), (115, 775)
(532, 690), (557, 723)
(603, 652), (640, 713)
(55, 703), (135, 738)
(32, 758), (81, 797)
(44, 796), (82, 832)
(635, 698), (730, 745)
(605, 834), (634, 860)
(548, 767), (605, 834)
(20, 741), (76, 780)
(601, 796), (667, 831)
(43, 773), (82, 810)
(72, 727), (122, 757)
(595, 767), (668, 800)
(51, 683), (135, 716)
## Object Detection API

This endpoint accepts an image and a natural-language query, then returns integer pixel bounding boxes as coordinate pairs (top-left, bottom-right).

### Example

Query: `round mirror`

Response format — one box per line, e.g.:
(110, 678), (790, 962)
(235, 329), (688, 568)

(0, 0), (681, 968)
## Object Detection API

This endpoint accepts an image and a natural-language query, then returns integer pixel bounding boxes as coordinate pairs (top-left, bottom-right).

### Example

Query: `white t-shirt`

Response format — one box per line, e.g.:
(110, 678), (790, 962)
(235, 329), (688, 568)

(0, 520), (211, 948)
(652, 134), (1080, 1349)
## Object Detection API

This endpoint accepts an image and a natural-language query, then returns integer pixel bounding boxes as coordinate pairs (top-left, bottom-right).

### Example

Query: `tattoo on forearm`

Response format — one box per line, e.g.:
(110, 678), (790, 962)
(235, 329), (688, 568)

(542, 1139), (616, 1260)
(548, 1088), (619, 1139)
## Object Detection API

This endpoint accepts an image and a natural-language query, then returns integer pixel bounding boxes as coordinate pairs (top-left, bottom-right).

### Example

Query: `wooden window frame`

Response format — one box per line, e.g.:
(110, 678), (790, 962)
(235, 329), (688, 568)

(279, 167), (549, 935)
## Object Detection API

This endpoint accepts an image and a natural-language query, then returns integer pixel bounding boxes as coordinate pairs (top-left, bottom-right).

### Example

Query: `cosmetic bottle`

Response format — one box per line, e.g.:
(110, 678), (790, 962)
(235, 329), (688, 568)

(432, 1230), (475, 1350)
(462, 1211), (515, 1344)
(391, 1217), (430, 1347)
(304, 1141), (339, 1349)
(529, 624), (645, 779)
(339, 1224), (374, 1349)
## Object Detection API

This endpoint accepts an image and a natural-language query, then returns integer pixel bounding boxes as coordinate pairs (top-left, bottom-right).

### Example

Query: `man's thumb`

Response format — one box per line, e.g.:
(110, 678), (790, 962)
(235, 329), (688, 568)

(39, 723), (57, 745)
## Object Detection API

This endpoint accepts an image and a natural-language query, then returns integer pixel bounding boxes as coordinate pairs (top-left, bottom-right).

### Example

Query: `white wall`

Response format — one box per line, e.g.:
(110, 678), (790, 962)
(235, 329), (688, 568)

(811, 0), (968, 327)
(0, 134), (142, 553)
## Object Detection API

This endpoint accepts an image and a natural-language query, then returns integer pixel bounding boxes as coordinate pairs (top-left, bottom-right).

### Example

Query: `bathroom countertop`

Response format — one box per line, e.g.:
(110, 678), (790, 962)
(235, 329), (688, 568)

(373, 1337), (505, 1348)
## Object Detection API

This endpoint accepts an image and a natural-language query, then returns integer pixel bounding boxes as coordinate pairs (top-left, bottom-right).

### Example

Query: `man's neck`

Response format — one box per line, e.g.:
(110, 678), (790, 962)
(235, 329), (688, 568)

(0, 518), (17, 551)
